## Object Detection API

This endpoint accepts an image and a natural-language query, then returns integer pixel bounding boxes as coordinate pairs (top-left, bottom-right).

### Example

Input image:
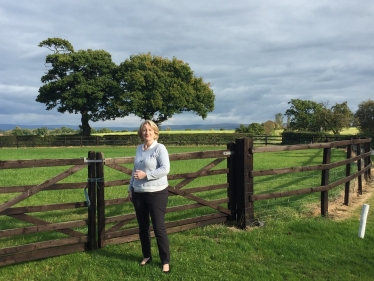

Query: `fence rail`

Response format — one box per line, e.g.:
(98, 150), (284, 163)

(0, 137), (371, 267)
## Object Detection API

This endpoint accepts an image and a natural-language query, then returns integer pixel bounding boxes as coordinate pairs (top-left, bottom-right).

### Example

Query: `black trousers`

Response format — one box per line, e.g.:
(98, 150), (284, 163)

(132, 188), (170, 265)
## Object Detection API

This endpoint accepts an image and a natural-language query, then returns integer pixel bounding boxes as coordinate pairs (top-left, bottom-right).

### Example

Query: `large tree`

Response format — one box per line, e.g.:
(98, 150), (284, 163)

(115, 53), (215, 125)
(321, 101), (353, 134)
(354, 99), (374, 135)
(285, 99), (324, 132)
(285, 99), (352, 134)
(37, 38), (125, 136)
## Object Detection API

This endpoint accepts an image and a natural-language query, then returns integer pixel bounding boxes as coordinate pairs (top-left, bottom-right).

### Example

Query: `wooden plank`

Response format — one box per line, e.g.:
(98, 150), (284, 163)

(105, 216), (227, 245)
(172, 183), (228, 194)
(0, 236), (88, 255)
(169, 150), (230, 160)
(0, 182), (87, 194)
(104, 179), (128, 187)
(168, 168), (229, 180)
(0, 219), (87, 238)
(104, 157), (135, 165)
(249, 165), (371, 201)
(104, 198), (229, 226)
(105, 163), (133, 175)
(250, 151), (371, 177)
(105, 213), (227, 239)
(105, 213), (137, 224)
(0, 164), (87, 213)
(252, 138), (371, 153)
(173, 158), (225, 190)
(167, 187), (231, 215)
(0, 243), (86, 267)
(0, 158), (86, 169)
(0, 202), (87, 216)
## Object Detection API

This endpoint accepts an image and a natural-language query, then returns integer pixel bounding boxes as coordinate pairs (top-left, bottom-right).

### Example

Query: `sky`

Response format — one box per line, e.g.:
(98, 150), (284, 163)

(1, 0), (374, 129)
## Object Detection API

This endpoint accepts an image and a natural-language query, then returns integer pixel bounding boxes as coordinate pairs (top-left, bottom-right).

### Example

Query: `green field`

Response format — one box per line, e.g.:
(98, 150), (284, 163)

(0, 146), (373, 280)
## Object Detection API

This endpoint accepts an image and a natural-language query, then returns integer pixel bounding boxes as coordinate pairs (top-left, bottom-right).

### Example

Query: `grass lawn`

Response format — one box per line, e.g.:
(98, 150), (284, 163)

(0, 147), (373, 280)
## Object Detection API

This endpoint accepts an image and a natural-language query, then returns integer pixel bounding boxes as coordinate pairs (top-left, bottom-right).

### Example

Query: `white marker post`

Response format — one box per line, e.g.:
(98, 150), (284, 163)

(358, 204), (370, 238)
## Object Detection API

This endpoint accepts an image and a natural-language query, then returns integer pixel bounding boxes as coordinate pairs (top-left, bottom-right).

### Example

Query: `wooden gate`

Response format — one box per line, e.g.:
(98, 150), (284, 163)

(95, 145), (237, 248)
(0, 152), (98, 266)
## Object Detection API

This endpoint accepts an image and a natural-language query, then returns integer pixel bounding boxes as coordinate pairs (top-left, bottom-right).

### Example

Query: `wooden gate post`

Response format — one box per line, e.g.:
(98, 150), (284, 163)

(227, 142), (237, 222)
(344, 144), (352, 206)
(96, 152), (105, 248)
(235, 137), (254, 229)
(364, 140), (372, 181)
(357, 144), (363, 195)
(321, 147), (331, 216)
(87, 151), (97, 250)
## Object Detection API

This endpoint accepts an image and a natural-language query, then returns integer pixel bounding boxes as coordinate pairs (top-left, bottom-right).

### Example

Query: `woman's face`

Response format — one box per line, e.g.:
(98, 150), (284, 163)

(142, 123), (155, 143)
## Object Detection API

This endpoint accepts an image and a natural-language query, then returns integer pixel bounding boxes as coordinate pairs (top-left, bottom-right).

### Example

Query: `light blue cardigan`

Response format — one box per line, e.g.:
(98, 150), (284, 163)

(128, 141), (170, 192)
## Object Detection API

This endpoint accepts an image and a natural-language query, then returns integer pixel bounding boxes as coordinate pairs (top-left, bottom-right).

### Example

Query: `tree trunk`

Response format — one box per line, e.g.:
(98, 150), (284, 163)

(81, 110), (91, 136)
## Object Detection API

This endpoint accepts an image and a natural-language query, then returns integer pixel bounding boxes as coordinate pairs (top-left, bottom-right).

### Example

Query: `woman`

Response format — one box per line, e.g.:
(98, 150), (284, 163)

(128, 120), (171, 273)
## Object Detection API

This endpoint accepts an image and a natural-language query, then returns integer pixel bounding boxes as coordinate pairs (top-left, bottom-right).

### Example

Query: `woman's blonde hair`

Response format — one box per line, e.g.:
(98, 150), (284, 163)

(138, 120), (159, 141)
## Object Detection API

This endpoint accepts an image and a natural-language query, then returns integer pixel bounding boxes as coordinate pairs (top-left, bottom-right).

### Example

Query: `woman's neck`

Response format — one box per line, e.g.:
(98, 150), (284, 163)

(143, 140), (155, 150)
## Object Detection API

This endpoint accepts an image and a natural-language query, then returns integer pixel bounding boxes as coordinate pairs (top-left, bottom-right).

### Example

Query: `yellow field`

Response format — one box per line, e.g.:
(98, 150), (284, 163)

(93, 129), (236, 136)
(93, 127), (359, 137)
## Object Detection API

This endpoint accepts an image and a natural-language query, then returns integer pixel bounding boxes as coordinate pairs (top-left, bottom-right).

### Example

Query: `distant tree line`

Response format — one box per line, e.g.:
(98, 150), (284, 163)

(235, 99), (374, 135)
(0, 126), (131, 137)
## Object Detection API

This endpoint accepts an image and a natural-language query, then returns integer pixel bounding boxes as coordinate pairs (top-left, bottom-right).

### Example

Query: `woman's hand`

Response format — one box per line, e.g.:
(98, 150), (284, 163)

(128, 191), (132, 201)
(134, 170), (146, 180)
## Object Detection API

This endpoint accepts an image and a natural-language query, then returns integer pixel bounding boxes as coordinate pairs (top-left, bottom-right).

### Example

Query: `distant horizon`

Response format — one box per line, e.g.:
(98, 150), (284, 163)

(0, 122), (244, 131)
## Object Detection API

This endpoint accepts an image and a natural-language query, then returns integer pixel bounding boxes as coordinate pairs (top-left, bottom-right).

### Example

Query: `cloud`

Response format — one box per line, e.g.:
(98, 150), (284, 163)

(0, 0), (374, 128)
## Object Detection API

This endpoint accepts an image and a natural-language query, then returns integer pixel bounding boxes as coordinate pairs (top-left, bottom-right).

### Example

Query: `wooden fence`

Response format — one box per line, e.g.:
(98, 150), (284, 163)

(236, 138), (372, 228)
(0, 138), (371, 267)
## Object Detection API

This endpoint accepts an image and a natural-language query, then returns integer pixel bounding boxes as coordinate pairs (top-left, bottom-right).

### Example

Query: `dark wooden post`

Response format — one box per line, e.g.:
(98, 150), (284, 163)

(227, 142), (237, 222)
(357, 144), (363, 195)
(87, 151), (97, 250)
(364, 140), (371, 180)
(96, 152), (105, 248)
(344, 144), (352, 206)
(321, 147), (331, 216)
(235, 137), (254, 229)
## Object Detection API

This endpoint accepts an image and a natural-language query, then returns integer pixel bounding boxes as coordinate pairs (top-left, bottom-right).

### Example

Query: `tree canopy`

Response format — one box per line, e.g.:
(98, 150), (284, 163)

(37, 39), (215, 135)
(235, 123), (265, 134)
(285, 99), (352, 134)
(37, 38), (128, 135)
(354, 99), (374, 135)
(115, 53), (215, 125)
(285, 99), (324, 132)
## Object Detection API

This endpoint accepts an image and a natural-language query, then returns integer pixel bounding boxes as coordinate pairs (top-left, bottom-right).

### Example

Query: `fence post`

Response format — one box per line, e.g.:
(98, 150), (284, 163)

(96, 152), (105, 248)
(87, 151), (97, 250)
(344, 144), (352, 205)
(357, 144), (363, 195)
(235, 137), (254, 229)
(364, 140), (371, 181)
(227, 142), (237, 222)
(321, 147), (331, 216)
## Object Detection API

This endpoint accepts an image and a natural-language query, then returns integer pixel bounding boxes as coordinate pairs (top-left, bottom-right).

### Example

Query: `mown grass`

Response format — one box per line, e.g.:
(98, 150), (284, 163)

(0, 146), (373, 280)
